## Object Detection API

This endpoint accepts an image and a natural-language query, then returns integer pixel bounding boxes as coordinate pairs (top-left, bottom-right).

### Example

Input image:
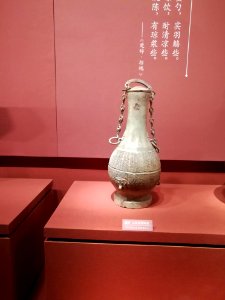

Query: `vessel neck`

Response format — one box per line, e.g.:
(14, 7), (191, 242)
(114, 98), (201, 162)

(124, 91), (149, 138)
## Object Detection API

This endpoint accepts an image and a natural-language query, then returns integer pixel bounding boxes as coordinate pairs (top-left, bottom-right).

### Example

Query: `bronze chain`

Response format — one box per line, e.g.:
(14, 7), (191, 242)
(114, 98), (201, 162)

(108, 88), (128, 145)
(149, 91), (159, 153)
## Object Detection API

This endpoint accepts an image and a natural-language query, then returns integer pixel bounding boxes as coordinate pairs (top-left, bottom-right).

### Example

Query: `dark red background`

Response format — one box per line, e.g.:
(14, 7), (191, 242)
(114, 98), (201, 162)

(0, 0), (224, 160)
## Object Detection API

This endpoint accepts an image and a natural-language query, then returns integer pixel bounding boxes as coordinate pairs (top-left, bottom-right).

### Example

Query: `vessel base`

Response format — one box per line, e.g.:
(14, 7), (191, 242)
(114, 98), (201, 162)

(113, 192), (152, 209)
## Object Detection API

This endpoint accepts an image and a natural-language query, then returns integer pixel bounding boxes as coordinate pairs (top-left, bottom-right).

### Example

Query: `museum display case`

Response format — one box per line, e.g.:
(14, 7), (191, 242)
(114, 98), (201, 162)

(0, 178), (56, 300)
(44, 180), (225, 300)
(0, 1), (224, 299)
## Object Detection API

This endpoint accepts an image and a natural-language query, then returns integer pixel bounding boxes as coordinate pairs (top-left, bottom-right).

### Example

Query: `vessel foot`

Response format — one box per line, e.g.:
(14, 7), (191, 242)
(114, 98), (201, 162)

(113, 192), (152, 209)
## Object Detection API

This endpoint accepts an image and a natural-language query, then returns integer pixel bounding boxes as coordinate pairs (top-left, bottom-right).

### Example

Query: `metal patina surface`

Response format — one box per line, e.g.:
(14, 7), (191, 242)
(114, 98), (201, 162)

(108, 79), (161, 208)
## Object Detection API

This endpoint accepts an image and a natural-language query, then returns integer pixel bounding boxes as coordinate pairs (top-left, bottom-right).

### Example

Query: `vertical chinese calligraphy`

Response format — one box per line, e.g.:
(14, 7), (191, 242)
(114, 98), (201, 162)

(137, 0), (193, 76)
(150, 21), (158, 59)
(150, 0), (183, 60)
(152, 0), (160, 15)
(152, 0), (182, 16)
(175, 0), (182, 15)
(138, 22), (145, 76)
(172, 21), (181, 59)
(161, 21), (170, 59)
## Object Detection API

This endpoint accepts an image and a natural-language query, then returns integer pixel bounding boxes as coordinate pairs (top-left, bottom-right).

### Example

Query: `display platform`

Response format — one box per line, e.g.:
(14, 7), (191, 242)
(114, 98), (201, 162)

(0, 178), (56, 300)
(45, 181), (225, 300)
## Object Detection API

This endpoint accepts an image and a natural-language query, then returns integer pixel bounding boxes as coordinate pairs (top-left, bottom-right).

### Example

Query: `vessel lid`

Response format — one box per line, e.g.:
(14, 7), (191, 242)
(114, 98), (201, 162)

(124, 79), (153, 93)
(125, 86), (152, 93)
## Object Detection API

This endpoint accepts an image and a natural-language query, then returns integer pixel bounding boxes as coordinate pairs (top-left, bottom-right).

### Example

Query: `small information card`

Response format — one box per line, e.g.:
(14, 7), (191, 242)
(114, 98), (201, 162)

(122, 219), (153, 232)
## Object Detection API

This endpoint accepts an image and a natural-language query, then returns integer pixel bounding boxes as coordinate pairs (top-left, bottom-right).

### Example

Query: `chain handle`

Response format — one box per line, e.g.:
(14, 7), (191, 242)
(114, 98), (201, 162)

(149, 91), (159, 153)
(109, 79), (159, 153)
(108, 89), (127, 145)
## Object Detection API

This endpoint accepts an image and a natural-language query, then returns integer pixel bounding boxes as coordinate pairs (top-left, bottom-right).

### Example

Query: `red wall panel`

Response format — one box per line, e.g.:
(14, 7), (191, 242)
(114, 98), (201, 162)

(0, 1), (224, 160)
(55, 0), (225, 160)
(0, 0), (57, 156)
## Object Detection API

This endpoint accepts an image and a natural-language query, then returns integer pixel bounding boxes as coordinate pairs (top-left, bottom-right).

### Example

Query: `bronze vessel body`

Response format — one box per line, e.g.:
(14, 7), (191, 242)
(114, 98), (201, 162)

(108, 79), (161, 208)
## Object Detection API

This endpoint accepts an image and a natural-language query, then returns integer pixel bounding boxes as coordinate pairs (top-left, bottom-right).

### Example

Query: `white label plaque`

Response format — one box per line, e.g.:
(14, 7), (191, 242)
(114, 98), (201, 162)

(122, 219), (153, 232)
